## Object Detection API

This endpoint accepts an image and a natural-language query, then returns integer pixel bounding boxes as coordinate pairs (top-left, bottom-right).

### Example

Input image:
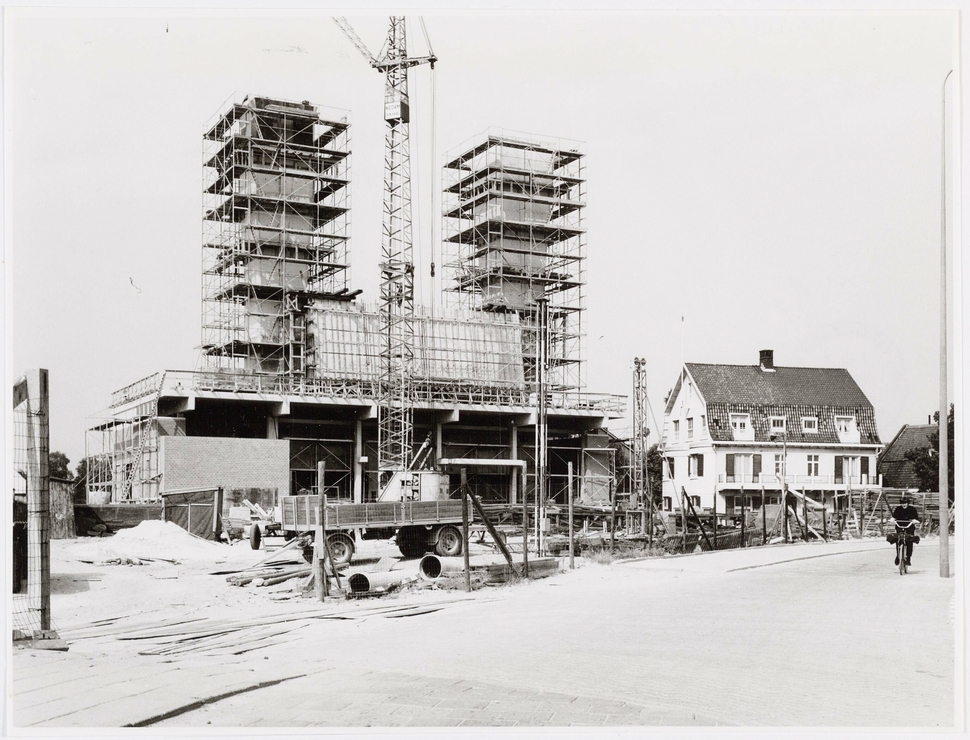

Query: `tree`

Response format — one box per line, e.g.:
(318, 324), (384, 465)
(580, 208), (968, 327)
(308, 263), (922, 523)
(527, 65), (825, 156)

(905, 405), (955, 504)
(647, 443), (664, 506)
(49, 451), (72, 480)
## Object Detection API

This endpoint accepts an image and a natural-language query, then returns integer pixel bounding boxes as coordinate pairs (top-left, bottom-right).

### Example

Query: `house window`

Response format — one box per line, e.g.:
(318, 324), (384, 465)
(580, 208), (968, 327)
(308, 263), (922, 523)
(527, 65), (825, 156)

(835, 416), (854, 434)
(802, 417), (818, 433)
(663, 496), (672, 511)
(666, 457), (676, 479)
(769, 417), (786, 433)
(774, 454), (785, 476)
(688, 453), (705, 478)
(730, 414), (749, 433)
(690, 496), (701, 508)
(700, 415), (706, 436)
(807, 455), (819, 477)
(687, 418), (694, 441)
(726, 453), (760, 483)
(672, 420), (680, 441)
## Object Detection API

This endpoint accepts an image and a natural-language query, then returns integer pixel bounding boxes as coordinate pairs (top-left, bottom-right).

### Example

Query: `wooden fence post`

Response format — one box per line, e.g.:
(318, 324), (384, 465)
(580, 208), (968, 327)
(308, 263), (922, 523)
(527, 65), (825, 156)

(568, 462), (575, 569)
(24, 369), (51, 632)
(314, 484), (326, 602)
(461, 468), (471, 592)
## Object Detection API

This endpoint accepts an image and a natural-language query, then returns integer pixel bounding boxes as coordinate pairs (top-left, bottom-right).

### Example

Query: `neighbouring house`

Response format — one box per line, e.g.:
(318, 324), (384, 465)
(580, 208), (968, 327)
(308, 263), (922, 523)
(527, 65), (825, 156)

(877, 423), (935, 490)
(660, 349), (883, 517)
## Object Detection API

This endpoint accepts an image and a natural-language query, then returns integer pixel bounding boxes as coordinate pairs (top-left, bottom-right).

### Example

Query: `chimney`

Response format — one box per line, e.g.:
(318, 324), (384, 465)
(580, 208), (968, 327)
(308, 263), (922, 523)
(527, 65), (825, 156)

(759, 349), (775, 372)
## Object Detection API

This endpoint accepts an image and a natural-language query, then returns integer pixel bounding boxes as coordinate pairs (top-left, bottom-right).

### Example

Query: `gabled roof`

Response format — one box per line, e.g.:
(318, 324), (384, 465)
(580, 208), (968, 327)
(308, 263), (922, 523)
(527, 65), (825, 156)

(678, 362), (881, 445)
(878, 424), (935, 489)
(684, 363), (873, 408)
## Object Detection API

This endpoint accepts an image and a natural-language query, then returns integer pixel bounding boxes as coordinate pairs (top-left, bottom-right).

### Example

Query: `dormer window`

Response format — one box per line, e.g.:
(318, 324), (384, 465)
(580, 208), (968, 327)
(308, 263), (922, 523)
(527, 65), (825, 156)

(769, 417), (786, 433)
(834, 415), (860, 444)
(802, 417), (818, 433)
(687, 418), (694, 441)
(672, 420), (680, 441)
(730, 413), (753, 441)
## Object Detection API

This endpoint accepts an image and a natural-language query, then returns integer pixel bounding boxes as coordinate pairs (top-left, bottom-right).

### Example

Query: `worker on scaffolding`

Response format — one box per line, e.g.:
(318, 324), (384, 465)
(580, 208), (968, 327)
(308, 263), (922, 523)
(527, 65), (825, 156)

(891, 494), (920, 567)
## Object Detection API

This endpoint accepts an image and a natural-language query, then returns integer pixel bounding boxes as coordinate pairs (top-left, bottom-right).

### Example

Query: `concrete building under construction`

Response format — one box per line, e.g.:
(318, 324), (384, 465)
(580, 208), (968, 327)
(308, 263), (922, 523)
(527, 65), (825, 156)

(85, 95), (624, 510)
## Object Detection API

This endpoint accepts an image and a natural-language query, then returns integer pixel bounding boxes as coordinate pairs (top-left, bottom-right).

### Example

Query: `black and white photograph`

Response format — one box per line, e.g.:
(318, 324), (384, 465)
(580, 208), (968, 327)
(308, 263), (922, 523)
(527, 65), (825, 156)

(4, 4), (963, 735)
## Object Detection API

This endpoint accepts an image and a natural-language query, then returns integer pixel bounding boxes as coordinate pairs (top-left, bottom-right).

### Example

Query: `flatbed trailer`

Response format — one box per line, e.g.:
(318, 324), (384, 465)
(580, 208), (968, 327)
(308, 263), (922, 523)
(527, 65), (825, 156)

(251, 497), (469, 563)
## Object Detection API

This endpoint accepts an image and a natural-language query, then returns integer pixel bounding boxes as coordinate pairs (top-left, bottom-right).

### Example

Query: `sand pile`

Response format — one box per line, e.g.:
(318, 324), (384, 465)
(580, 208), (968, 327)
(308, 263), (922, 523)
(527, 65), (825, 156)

(73, 520), (225, 564)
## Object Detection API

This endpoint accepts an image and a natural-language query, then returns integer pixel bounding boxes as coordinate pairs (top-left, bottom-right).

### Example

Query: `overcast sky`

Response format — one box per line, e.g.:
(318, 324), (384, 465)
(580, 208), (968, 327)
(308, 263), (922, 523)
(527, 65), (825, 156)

(5, 8), (960, 466)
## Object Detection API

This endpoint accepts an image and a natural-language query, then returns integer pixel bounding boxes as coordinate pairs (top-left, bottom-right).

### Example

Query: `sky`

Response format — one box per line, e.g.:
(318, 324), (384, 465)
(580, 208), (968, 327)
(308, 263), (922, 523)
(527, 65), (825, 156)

(4, 8), (961, 467)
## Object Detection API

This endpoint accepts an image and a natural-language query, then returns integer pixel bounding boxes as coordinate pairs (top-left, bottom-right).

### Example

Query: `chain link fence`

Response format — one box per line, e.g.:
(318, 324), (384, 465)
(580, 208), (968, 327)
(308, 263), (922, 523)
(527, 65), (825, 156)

(11, 370), (54, 639)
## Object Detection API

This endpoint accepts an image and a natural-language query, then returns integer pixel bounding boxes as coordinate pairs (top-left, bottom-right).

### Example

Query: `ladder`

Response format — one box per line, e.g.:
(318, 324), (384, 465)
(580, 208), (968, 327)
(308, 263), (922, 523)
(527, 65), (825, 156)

(119, 372), (166, 501)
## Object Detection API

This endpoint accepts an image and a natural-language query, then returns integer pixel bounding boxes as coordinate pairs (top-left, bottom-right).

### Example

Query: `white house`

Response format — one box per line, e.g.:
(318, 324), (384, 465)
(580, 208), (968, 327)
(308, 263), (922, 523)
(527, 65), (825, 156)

(660, 350), (883, 516)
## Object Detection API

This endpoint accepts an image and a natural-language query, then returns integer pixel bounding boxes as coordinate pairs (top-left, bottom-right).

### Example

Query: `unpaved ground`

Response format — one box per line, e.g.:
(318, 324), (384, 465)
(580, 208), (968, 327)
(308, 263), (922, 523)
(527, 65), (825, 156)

(11, 534), (958, 730)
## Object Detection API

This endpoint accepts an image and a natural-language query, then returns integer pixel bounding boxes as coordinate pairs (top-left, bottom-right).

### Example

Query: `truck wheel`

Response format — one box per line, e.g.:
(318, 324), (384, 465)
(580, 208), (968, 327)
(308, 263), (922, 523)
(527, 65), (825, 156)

(397, 527), (427, 559)
(327, 534), (355, 566)
(249, 523), (262, 551)
(435, 525), (463, 557)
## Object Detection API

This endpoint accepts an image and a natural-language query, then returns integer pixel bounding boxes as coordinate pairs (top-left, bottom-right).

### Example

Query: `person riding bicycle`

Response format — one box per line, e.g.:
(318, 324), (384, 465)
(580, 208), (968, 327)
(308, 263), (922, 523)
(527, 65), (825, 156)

(891, 495), (920, 566)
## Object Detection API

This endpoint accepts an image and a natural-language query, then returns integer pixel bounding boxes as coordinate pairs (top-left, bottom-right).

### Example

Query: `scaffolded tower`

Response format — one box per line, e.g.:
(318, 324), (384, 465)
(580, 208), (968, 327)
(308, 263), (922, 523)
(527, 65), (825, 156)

(442, 130), (586, 396)
(202, 94), (352, 387)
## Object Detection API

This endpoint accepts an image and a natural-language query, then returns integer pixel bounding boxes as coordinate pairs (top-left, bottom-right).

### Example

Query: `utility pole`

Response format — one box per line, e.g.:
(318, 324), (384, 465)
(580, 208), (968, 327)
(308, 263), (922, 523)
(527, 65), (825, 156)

(772, 430), (789, 543)
(939, 69), (953, 578)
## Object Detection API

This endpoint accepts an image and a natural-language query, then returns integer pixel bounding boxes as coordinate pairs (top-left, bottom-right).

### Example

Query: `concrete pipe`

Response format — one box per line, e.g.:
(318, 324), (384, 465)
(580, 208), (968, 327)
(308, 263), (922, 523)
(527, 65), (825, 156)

(346, 570), (413, 594)
(419, 554), (516, 580)
(418, 555), (466, 580)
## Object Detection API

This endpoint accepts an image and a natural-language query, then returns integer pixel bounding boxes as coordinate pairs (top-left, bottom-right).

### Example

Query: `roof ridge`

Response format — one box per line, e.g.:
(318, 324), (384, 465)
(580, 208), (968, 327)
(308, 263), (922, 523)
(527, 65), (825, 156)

(685, 362), (850, 372)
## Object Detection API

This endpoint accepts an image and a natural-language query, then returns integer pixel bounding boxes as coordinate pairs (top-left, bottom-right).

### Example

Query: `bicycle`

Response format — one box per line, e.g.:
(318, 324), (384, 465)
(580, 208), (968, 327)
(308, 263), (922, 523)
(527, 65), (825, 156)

(888, 518), (920, 575)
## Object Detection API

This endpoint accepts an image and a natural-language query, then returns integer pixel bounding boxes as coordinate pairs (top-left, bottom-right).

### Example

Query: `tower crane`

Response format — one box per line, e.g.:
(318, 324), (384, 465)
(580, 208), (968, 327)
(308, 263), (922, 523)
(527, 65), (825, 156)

(333, 17), (436, 489)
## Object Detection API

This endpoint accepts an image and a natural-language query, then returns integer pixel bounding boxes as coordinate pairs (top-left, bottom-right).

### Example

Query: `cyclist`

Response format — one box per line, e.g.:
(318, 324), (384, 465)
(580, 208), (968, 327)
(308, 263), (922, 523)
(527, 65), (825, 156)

(891, 494), (920, 567)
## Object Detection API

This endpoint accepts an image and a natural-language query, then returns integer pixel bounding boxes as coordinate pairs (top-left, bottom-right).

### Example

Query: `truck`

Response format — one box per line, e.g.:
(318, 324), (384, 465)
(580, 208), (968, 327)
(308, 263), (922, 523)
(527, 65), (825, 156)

(248, 470), (467, 564)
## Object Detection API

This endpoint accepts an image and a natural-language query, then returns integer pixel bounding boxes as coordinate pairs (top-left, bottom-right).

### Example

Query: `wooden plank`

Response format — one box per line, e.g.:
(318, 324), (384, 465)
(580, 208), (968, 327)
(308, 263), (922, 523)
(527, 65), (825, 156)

(466, 487), (520, 577)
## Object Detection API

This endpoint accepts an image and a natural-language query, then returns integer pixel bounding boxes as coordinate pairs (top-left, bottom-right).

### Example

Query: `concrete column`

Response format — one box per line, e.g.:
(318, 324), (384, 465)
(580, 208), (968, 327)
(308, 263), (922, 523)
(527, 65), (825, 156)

(435, 417), (443, 464)
(510, 421), (518, 505)
(352, 418), (363, 504)
(266, 416), (278, 440)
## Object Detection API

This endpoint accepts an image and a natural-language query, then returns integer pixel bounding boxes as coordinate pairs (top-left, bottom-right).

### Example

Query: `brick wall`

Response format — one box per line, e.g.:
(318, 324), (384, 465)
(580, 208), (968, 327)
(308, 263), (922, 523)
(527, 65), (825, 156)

(160, 437), (289, 494)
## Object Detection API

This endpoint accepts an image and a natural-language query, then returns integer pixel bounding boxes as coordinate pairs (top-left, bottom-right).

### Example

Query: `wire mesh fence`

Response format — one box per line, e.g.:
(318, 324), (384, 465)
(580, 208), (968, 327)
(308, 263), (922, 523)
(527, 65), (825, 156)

(11, 370), (54, 639)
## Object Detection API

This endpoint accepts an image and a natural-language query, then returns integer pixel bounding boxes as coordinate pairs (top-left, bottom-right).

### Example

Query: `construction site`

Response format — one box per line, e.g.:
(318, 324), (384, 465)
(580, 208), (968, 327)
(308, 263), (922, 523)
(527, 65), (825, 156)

(51, 14), (952, 575)
(9, 13), (956, 732)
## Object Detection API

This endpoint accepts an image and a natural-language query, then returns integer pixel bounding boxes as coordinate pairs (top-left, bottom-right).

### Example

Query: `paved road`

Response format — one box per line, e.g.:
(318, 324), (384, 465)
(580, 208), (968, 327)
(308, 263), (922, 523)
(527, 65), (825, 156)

(12, 538), (956, 730)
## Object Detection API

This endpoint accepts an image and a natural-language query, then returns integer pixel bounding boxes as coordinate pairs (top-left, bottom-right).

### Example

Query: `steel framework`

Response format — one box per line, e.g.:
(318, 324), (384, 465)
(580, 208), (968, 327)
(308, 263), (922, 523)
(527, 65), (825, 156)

(334, 16), (437, 483)
(632, 357), (648, 511)
(377, 18), (418, 480)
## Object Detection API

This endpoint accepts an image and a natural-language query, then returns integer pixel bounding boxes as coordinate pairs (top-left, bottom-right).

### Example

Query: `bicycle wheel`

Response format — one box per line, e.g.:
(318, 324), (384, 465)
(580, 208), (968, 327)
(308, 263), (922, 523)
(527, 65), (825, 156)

(899, 541), (906, 576)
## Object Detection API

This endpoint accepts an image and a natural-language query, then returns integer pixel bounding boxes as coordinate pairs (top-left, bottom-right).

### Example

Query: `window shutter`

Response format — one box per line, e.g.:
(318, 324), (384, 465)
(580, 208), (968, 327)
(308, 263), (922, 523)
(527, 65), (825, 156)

(698, 454), (705, 478)
(725, 454), (735, 477)
(835, 456), (843, 481)
(753, 454), (762, 477)
(860, 456), (869, 475)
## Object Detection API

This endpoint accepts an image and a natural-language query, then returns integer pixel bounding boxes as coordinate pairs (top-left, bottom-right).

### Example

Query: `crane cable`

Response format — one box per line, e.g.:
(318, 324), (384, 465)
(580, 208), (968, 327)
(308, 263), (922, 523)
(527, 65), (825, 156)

(416, 16), (437, 320)
(429, 36), (437, 320)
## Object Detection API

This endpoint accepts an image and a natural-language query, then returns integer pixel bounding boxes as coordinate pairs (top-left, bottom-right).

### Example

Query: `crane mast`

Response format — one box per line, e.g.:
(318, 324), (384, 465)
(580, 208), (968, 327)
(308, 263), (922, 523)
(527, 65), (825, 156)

(334, 17), (436, 487)
(379, 18), (416, 483)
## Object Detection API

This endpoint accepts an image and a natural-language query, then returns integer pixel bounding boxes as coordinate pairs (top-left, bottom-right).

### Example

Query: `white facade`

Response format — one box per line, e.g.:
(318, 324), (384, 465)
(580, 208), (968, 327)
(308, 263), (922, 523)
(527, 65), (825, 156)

(660, 363), (883, 516)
